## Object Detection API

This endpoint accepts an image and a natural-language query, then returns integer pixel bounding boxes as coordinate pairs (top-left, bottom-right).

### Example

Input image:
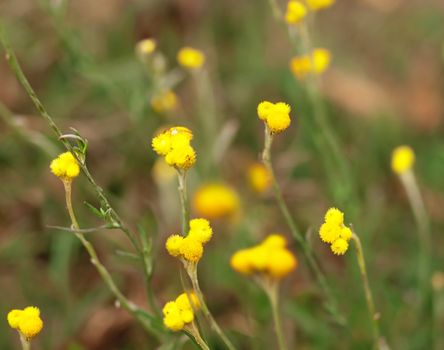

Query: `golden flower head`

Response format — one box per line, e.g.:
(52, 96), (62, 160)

(192, 183), (240, 220)
(247, 162), (271, 193)
(306, 0), (335, 11)
(50, 152), (80, 181)
(7, 306), (43, 339)
(319, 208), (352, 255)
(230, 234), (297, 279)
(188, 218), (213, 244)
(177, 47), (205, 69)
(257, 101), (292, 134)
(151, 126), (196, 170)
(151, 90), (178, 113)
(290, 48), (331, 80)
(136, 38), (156, 56)
(285, 1), (307, 25)
(162, 292), (200, 331)
(391, 145), (415, 175)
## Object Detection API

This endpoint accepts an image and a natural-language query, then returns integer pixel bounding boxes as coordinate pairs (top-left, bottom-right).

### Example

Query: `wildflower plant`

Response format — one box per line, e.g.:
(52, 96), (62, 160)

(7, 307), (43, 350)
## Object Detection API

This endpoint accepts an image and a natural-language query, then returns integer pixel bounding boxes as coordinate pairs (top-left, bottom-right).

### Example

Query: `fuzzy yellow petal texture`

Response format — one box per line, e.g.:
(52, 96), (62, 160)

(7, 306), (43, 339)
(193, 183), (240, 219)
(391, 145), (415, 175)
(285, 1), (307, 25)
(163, 302), (185, 332)
(257, 101), (292, 134)
(177, 47), (205, 69)
(180, 237), (204, 262)
(247, 162), (271, 193)
(151, 90), (178, 113)
(290, 48), (331, 80)
(176, 292), (201, 311)
(230, 234), (297, 279)
(166, 235), (184, 257)
(50, 152), (80, 180)
(162, 293), (200, 331)
(319, 208), (351, 255)
(312, 48), (331, 74)
(306, 0), (335, 11)
(188, 218), (213, 244)
(151, 126), (196, 170)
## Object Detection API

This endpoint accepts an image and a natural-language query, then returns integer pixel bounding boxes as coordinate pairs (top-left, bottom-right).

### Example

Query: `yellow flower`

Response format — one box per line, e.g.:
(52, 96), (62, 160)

(285, 1), (307, 25)
(391, 145), (415, 175)
(193, 183), (240, 219)
(247, 163), (271, 194)
(231, 234), (297, 279)
(319, 208), (352, 255)
(162, 293), (201, 331)
(290, 48), (331, 80)
(257, 101), (292, 134)
(163, 302), (185, 332)
(306, 0), (335, 11)
(166, 235), (184, 257)
(151, 90), (178, 113)
(151, 126), (196, 170)
(180, 237), (204, 262)
(136, 38), (156, 56)
(176, 292), (201, 311)
(50, 152), (80, 181)
(331, 238), (349, 255)
(7, 306), (43, 339)
(177, 47), (205, 69)
(188, 218), (213, 244)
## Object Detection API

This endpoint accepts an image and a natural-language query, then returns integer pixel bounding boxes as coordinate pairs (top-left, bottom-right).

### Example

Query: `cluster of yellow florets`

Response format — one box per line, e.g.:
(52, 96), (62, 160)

(50, 152), (80, 181)
(257, 101), (292, 134)
(7, 306), (43, 340)
(290, 48), (331, 80)
(306, 0), (335, 11)
(151, 90), (178, 113)
(193, 183), (240, 220)
(230, 234), (298, 279)
(163, 292), (201, 331)
(151, 126), (196, 170)
(391, 145), (415, 175)
(177, 47), (205, 70)
(166, 218), (213, 263)
(247, 163), (271, 194)
(319, 208), (352, 255)
(285, 1), (307, 25)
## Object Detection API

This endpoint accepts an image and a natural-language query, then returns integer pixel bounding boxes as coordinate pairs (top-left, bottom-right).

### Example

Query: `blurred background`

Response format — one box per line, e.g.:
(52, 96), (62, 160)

(1, 0), (444, 349)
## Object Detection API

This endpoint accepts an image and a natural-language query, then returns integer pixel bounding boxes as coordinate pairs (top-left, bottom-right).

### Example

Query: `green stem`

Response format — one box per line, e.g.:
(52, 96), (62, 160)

(268, 0), (282, 20)
(186, 264), (236, 350)
(185, 322), (211, 350)
(263, 281), (288, 350)
(262, 129), (344, 325)
(62, 180), (162, 339)
(177, 170), (190, 234)
(19, 334), (30, 350)
(351, 233), (381, 348)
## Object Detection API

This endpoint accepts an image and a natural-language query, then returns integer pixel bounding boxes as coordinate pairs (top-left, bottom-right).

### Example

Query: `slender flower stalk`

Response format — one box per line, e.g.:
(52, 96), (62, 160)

(177, 170), (190, 234)
(350, 232), (383, 349)
(19, 334), (30, 350)
(262, 128), (344, 324)
(185, 322), (210, 350)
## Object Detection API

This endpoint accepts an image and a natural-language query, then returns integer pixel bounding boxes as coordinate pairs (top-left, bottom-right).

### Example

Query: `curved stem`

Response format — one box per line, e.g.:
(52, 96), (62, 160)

(185, 322), (211, 350)
(177, 170), (190, 234)
(263, 281), (288, 350)
(262, 129), (344, 325)
(351, 233), (381, 348)
(62, 180), (162, 339)
(186, 264), (236, 350)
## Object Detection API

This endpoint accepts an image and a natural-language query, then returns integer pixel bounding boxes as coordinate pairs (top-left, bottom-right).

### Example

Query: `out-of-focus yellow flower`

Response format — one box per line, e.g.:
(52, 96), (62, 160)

(391, 145), (415, 175)
(290, 48), (331, 80)
(151, 90), (178, 113)
(165, 218), (214, 264)
(285, 1), (307, 24)
(162, 292), (201, 332)
(306, 0), (335, 11)
(177, 47), (205, 69)
(7, 306), (43, 340)
(50, 152), (80, 181)
(193, 183), (240, 219)
(247, 163), (271, 193)
(257, 101), (292, 134)
(136, 38), (156, 56)
(152, 126), (196, 170)
(230, 234), (298, 279)
(319, 208), (352, 255)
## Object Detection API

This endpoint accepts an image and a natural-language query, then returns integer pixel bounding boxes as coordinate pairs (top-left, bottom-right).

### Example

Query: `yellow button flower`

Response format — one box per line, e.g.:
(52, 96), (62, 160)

(136, 38), (156, 56)
(391, 145), (415, 175)
(331, 238), (349, 255)
(188, 218), (213, 244)
(179, 237), (204, 263)
(166, 235), (184, 257)
(7, 306), (43, 340)
(257, 101), (292, 134)
(193, 183), (240, 220)
(50, 152), (80, 181)
(177, 47), (205, 69)
(319, 208), (352, 255)
(306, 0), (335, 11)
(247, 163), (271, 194)
(162, 292), (201, 332)
(290, 48), (331, 80)
(151, 90), (178, 113)
(285, 1), (307, 25)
